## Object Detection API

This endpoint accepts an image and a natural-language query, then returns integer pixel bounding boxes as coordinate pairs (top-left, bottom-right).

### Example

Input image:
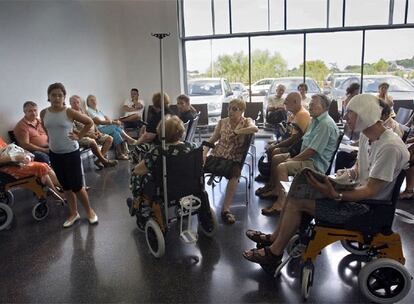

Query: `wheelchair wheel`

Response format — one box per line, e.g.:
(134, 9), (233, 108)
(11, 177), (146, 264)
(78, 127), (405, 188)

(136, 215), (146, 232)
(286, 234), (302, 258)
(0, 190), (14, 207)
(0, 203), (13, 231)
(301, 262), (314, 300)
(145, 218), (165, 258)
(32, 203), (49, 221)
(341, 240), (370, 256)
(198, 208), (218, 238)
(359, 258), (412, 304)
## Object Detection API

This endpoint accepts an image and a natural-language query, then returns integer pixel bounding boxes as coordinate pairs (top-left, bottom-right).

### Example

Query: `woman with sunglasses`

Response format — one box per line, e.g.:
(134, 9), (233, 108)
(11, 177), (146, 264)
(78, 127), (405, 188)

(203, 99), (258, 224)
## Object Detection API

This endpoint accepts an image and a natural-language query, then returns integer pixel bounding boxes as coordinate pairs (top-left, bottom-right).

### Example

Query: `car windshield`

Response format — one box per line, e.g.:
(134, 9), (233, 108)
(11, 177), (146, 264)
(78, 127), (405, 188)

(188, 80), (223, 96)
(231, 83), (243, 91)
(269, 79), (321, 94)
(362, 77), (414, 93)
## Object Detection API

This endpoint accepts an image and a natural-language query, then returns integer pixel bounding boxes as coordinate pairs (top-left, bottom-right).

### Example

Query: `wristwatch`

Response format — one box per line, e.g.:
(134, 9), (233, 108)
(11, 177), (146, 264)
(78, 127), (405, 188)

(334, 192), (343, 201)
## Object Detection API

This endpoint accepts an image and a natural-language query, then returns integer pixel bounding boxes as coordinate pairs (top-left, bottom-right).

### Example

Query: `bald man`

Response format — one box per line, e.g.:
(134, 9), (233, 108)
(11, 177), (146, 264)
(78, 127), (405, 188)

(256, 92), (311, 195)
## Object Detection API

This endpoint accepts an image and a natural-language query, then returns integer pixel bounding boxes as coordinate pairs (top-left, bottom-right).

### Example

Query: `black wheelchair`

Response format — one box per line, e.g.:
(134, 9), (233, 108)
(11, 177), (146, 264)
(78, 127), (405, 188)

(264, 170), (411, 303)
(0, 171), (62, 231)
(131, 145), (218, 258)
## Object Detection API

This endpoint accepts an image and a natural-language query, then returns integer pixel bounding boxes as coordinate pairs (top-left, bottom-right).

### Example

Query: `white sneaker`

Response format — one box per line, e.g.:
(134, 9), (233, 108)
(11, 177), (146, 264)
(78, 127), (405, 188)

(63, 212), (80, 228)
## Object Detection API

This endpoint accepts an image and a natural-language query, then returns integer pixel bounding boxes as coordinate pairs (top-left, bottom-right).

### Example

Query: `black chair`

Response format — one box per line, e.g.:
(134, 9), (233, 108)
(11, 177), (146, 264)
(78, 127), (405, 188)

(400, 124), (411, 142)
(393, 99), (414, 114)
(192, 104), (209, 142)
(135, 145), (217, 257)
(185, 115), (199, 143)
(245, 102), (264, 126)
(220, 103), (229, 119)
(395, 107), (413, 125)
(8, 131), (17, 144)
(204, 133), (255, 205)
(181, 120), (190, 141)
(326, 131), (345, 175)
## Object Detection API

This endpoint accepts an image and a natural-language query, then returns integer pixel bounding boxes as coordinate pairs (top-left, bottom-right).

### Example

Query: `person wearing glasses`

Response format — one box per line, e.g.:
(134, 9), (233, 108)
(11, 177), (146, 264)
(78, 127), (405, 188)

(203, 99), (258, 224)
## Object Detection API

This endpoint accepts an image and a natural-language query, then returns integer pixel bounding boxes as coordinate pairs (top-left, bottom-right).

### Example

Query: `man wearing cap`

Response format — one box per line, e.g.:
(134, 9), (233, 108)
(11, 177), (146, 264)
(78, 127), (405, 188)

(243, 94), (409, 266)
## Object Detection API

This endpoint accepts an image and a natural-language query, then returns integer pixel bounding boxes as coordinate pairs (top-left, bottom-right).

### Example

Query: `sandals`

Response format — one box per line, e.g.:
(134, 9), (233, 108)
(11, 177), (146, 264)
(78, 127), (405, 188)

(255, 185), (271, 196)
(221, 211), (236, 225)
(399, 190), (414, 200)
(245, 229), (272, 246)
(259, 191), (277, 200)
(261, 205), (282, 216)
(242, 246), (283, 265)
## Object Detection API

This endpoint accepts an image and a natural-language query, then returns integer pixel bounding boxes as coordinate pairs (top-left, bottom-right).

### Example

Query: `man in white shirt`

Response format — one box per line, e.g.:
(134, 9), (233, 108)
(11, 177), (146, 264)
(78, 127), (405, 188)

(119, 88), (145, 128)
(243, 94), (409, 266)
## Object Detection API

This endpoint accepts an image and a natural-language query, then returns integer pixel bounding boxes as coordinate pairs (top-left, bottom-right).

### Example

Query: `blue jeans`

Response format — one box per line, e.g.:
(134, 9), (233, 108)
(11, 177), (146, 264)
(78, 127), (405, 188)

(32, 151), (50, 164)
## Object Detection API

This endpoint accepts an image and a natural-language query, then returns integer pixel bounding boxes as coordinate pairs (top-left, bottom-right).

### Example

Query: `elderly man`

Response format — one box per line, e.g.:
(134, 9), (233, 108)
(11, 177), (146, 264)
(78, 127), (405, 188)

(69, 95), (117, 169)
(243, 94), (409, 266)
(14, 101), (50, 163)
(261, 94), (339, 215)
(256, 92), (311, 196)
(266, 84), (286, 125)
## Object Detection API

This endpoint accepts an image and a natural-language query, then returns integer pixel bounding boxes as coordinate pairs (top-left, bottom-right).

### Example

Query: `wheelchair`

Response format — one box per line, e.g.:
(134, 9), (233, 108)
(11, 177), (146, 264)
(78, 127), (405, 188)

(131, 145), (218, 258)
(264, 170), (412, 304)
(0, 171), (61, 231)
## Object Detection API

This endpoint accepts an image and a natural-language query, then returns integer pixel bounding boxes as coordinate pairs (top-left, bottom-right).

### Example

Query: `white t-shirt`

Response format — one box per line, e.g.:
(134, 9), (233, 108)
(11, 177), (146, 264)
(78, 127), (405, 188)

(357, 129), (409, 200)
(123, 98), (145, 117)
(301, 96), (311, 110)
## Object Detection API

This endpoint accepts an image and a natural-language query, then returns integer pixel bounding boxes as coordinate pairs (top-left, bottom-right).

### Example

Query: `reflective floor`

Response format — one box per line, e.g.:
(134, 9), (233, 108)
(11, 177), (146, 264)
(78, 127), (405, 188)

(1, 139), (414, 303)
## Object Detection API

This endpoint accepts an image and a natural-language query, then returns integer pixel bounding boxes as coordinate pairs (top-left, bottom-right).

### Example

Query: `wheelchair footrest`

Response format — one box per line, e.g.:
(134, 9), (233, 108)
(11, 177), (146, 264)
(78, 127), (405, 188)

(180, 230), (198, 244)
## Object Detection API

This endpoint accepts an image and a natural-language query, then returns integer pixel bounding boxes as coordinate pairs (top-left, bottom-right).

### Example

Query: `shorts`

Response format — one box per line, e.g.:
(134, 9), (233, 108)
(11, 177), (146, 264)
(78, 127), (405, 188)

(78, 134), (110, 149)
(204, 156), (241, 179)
(284, 159), (315, 176)
(315, 199), (370, 224)
(49, 149), (84, 192)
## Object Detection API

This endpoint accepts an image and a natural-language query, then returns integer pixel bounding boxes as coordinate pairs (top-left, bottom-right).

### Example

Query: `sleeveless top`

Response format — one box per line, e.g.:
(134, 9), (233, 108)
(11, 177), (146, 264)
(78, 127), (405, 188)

(43, 108), (79, 154)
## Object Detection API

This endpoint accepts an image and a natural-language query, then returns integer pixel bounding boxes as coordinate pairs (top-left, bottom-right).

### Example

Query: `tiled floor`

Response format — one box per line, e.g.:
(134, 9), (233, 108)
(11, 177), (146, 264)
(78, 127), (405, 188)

(1, 139), (414, 303)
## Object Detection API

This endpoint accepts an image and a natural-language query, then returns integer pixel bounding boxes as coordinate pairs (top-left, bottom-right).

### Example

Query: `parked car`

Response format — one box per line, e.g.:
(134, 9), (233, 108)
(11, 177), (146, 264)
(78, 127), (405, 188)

(331, 75), (414, 109)
(324, 72), (360, 91)
(230, 82), (249, 101)
(264, 77), (321, 110)
(188, 78), (235, 125)
(249, 78), (276, 96)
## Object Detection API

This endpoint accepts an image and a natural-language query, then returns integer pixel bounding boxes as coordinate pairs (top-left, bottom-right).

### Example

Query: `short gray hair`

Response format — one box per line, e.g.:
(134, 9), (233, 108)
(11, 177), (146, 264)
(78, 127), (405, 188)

(312, 94), (331, 110)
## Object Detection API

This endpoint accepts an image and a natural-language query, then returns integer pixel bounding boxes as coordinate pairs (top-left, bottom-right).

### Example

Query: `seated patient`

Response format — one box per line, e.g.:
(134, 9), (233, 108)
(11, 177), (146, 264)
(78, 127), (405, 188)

(203, 98), (259, 224)
(86, 94), (138, 160)
(119, 88), (145, 128)
(261, 94), (339, 215)
(128, 115), (196, 213)
(135, 92), (171, 146)
(177, 94), (197, 128)
(69, 95), (118, 169)
(0, 137), (62, 197)
(243, 94), (409, 266)
(14, 101), (50, 164)
(266, 84), (287, 125)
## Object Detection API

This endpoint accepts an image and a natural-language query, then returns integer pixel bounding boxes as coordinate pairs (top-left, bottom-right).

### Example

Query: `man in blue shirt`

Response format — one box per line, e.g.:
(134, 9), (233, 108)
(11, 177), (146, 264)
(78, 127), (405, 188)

(261, 94), (339, 215)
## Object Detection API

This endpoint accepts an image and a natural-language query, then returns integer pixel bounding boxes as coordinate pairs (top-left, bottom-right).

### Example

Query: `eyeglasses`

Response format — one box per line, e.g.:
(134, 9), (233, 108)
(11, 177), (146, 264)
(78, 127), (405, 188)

(229, 106), (241, 112)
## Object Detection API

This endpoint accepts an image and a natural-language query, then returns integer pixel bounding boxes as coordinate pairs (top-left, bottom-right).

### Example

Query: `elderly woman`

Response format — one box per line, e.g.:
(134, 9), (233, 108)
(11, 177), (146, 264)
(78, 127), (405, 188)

(0, 138), (62, 198)
(128, 115), (196, 214)
(136, 92), (171, 146)
(86, 94), (138, 160)
(203, 99), (258, 224)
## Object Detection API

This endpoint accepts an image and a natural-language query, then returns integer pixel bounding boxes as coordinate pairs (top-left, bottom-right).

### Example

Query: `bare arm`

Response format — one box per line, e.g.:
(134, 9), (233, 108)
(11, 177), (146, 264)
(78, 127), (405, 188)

(136, 131), (156, 145)
(289, 147), (315, 162)
(235, 118), (258, 135)
(14, 127), (48, 153)
(67, 109), (93, 139)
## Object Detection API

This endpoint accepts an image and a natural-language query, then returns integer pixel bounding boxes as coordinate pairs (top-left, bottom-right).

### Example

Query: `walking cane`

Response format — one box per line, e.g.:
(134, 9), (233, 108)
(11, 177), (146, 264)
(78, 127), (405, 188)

(151, 32), (170, 227)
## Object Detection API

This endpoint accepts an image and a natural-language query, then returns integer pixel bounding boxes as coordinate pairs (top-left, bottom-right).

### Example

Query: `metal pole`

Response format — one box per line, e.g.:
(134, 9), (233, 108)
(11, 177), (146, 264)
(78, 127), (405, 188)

(360, 30), (365, 93)
(151, 32), (170, 227)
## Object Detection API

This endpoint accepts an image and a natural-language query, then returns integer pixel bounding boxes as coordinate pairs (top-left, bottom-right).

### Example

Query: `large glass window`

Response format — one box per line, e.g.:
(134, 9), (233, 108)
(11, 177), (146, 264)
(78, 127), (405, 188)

(364, 29), (414, 100)
(345, 0), (389, 26)
(269, 0), (285, 31)
(214, 0), (230, 34)
(306, 31), (363, 103)
(328, 0), (344, 27)
(287, 0), (327, 29)
(408, 0), (414, 23)
(183, 0), (212, 36)
(393, 0), (409, 24)
(232, 0), (268, 33)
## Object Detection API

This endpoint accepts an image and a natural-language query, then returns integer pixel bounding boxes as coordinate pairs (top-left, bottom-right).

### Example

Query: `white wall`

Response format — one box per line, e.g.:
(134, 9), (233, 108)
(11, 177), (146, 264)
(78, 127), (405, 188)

(0, 0), (181, 140)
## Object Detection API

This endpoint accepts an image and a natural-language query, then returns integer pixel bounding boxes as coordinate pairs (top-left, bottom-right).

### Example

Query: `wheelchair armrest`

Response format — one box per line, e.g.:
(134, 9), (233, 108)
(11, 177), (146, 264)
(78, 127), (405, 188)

(360, 199), (392, 206)
(202, 141), (215, 149)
